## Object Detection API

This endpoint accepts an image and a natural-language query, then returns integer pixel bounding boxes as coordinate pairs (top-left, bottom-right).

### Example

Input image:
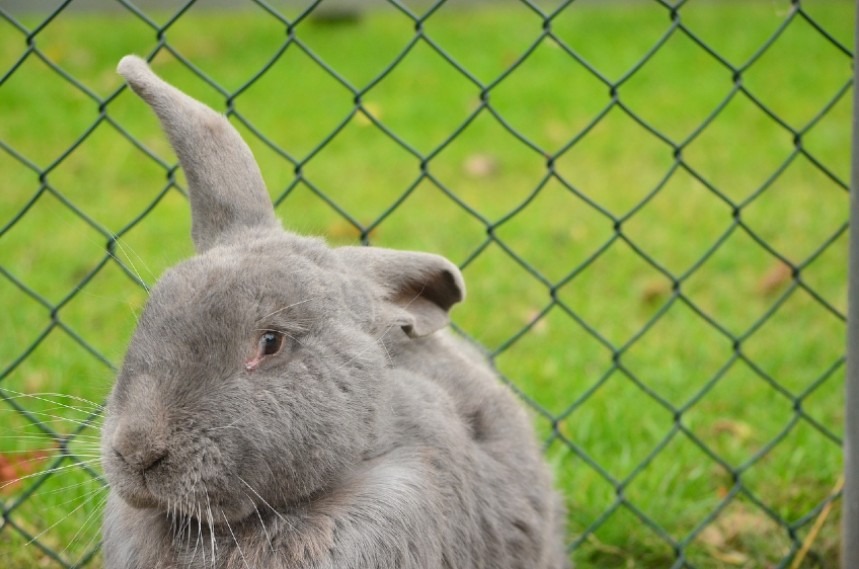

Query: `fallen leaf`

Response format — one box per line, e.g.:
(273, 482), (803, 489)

(0, 450), (51, 494)
(711, 549), (750, 565)
(711, 418), (753, 442)
(463, 153), (499, 179)
(699, 524), (726, 548)
(757, 260), (792, 296)
(640, 278), (671, 305)
(522, 309), (548, 335)
(25, 370), (48, 392)
(697, 508), (773, 567)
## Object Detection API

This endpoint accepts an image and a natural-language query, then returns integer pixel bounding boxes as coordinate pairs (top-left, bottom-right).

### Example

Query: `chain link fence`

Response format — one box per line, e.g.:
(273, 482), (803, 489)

(0, 0), (852, 567)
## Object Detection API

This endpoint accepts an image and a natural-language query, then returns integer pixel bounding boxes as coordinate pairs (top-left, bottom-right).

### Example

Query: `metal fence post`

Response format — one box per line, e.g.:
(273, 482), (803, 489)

(845, 2), (859, 566)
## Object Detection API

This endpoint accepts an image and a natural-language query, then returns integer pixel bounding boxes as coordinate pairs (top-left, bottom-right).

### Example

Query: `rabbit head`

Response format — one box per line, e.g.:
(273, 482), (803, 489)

(102, 56), (464, 525)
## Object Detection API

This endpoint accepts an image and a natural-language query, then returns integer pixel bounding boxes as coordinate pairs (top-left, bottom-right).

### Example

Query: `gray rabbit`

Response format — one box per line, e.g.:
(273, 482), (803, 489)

(101, 55), (569, 569)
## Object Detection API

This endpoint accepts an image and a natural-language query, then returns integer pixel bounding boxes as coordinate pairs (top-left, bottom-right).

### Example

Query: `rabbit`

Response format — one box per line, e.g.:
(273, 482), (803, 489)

(101, 54), (570, 569)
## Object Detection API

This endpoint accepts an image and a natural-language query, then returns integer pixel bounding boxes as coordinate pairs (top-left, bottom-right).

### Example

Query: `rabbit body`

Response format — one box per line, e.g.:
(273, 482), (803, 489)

(102, 56), (569, 569)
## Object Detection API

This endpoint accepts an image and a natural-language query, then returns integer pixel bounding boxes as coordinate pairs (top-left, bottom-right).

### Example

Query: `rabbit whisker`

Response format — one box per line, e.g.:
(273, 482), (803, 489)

(47, 483), (107, 510)
(0, 390), (105, 413)
(0, 458), (102, 490)
(179, 505), (191, 545)
(205, 487), (217, 566)
(167, 498), (175, 541)
(176, 504), (187, 546)
(0, 432), (99, 440)
(110, 236), (155, 293)
(190, 503), (203, 566)
(200, 502), (208, 567)
(32, 475), (107, 497)
(189, 509), (197, 550)
(61, 487), (108, 555)
(179, 503), (193, 547)
(0, 433), (104, 444)
(237, 475), (289, 525)
(222, 510), (251, 569)
(3, 396), (104, 417)
(54, 453), (104, 460)
(207, 413), (252, 433)
(0, 446), (76, 455)
(261, 298), (318, 320)
(243, 489), (275, 555)
(378, 332), (394, 367)
(24, 483), (106, 548)
(173, 501), (182, 546)
(78, 491), (111, 555)
(0, 421), (103, 436)
(12, 407), (101, 420)
(5, 410), (101, 429)
(332, 321), (399, 374)
(172, 501), (181, 542)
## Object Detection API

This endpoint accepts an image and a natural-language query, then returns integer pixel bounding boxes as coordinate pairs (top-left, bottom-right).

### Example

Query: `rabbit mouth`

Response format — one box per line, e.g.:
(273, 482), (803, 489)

(108, 469), (161, 510)
(112, 472), (256, 526)
(111, 465), (258, 525)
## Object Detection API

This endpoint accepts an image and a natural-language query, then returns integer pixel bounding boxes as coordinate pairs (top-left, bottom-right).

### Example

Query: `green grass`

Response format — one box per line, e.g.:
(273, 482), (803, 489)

(0, 1), (852, 567)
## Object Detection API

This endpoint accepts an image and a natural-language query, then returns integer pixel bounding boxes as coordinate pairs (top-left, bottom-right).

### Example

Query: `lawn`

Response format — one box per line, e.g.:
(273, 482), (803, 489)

(0, 1), (852, 568)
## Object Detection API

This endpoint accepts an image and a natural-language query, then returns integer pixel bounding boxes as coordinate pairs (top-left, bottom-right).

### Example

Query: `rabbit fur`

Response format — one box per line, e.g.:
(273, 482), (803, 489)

(101, 55), (569, 569)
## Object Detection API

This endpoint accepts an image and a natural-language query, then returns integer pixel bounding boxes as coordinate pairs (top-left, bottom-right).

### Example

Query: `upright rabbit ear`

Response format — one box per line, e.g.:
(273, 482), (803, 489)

(117, 55), (279, 252)
(337, 247), (465, 338)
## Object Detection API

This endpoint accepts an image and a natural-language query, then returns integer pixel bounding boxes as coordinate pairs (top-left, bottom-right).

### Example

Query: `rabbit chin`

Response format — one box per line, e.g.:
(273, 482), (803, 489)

(110, 471), (256, 523)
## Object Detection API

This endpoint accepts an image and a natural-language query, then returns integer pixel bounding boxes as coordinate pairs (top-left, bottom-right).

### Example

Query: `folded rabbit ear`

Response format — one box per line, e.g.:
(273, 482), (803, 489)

(337, 247), (465, 338)
(117, 55), (279, 253)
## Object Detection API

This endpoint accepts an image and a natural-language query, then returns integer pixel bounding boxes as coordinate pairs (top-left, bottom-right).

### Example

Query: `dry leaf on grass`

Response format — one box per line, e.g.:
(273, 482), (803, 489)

(711, 418), (754, 442)
(463, 153), (499, 179)
(522, 309), (548, 335)
(757, 260), (793, 296)
(0, 450), (51, 494)
(640, 278), (671, 305)
(697, 508), (774, 567)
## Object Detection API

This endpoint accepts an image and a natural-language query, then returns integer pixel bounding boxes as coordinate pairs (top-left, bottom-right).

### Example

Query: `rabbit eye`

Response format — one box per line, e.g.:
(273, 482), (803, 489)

(259, 331), (284, 356)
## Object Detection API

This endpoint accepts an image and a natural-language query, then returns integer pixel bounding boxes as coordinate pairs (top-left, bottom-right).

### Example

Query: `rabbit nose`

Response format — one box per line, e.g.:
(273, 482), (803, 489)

(112, 419), (168, 471)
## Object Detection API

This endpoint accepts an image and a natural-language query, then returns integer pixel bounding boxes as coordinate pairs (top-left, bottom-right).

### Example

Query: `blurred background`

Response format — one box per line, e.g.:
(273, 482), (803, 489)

(0, 0), (852, 567)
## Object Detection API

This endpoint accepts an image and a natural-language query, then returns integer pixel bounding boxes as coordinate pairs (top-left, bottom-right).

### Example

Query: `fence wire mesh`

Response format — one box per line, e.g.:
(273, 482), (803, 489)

(0, 0), (852, 567)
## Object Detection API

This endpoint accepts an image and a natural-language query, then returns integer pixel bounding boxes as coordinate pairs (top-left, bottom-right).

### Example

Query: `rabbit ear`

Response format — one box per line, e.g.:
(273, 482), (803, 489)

(337, 247), (465, 337)
(117, 55), (279, 252)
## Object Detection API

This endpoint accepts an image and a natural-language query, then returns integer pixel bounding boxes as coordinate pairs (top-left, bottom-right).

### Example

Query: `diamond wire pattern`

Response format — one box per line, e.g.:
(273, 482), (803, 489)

(0, 0), (850, 567)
